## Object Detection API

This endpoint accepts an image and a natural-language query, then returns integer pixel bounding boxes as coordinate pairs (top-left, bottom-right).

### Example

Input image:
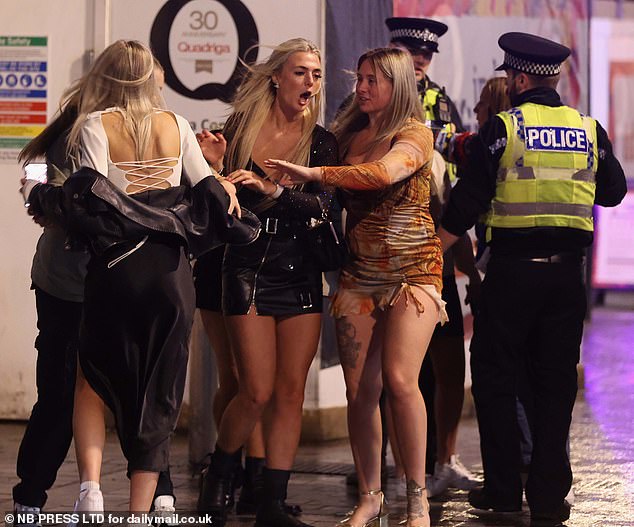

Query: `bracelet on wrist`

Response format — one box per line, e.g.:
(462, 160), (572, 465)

(270, 183), (284, 199)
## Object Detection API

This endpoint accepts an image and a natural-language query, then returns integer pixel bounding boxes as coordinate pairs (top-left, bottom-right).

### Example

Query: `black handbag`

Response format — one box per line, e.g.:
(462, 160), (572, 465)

(306, 218), (348, 272)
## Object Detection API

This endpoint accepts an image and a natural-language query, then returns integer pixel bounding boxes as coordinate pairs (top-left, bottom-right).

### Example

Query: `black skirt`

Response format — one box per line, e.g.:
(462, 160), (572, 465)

(79, 237), (195, 472)
(222, 228), (323, 316)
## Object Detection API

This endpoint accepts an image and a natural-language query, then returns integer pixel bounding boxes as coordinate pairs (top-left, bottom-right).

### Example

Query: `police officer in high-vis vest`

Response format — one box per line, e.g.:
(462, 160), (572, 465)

(385, 17), (464, 139)
(437, 32), (626, 526)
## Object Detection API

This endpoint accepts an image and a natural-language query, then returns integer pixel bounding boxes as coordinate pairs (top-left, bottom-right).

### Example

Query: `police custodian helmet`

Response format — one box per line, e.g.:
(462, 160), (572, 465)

(495, 32), (571, 76)
(385, 17), (448, 53)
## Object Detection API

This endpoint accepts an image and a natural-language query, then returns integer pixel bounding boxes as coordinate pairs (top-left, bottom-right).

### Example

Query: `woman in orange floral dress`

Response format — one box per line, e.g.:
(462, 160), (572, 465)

(266, 47), (445, 527)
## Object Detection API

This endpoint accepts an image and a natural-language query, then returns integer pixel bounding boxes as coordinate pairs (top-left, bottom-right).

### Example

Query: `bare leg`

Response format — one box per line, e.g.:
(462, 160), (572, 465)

(429, 336), (465, 464)
(73, 365), (105, 483)
(385, 399), (405, 479)
(219, 313), (277, 453)
(247, 421), (266, 458)
(200, 309), (267, 458)
(129, 471), (158, 512)
(336, 312), (385, 525)
(382, 292), (438, 526)
(265, 313), (321, 469)
(200, 310), (238, 427)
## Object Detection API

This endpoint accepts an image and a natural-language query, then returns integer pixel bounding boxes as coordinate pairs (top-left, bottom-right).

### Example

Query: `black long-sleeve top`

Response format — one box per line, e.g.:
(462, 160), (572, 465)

(223, 116), (339, 222)
(441, 87), (627, 258)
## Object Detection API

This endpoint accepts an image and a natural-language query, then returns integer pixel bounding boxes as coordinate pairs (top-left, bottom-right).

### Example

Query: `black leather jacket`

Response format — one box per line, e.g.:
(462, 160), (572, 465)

(28, 167), (260, 258)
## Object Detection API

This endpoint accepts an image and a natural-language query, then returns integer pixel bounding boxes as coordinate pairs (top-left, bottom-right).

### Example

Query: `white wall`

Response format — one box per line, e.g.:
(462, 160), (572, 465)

(0, 0), (93, 418)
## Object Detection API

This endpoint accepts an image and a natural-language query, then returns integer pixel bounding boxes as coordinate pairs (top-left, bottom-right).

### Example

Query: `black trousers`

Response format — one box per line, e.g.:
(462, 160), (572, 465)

(14, 288), (176, 508)
(470, 258), (585, 514)
(13, 287), (82, 508)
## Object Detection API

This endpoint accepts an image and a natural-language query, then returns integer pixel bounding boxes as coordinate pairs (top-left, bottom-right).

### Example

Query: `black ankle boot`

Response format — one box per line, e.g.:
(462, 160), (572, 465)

(237, 460), (303, 517)
(236, 456), (264, 514)
(225, 448), (244, 511)
(254, 468), (312, 527)
(197, 447), (238, 524)
(255, 499), (313, 527)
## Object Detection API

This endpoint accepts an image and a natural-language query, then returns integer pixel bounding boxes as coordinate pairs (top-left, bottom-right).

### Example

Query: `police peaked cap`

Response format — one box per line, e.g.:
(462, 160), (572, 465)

(385, 17), (448, 53)
(495, 32), (571, 76)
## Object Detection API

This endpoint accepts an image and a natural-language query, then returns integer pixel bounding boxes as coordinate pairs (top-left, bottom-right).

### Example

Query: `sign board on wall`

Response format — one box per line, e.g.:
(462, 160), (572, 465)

(609, 62), (634, 180)
(0, 36), (47, 163)
(109, 0), (323, 132)
(593, 191), (634, 289)
(591, 19), (634, 289)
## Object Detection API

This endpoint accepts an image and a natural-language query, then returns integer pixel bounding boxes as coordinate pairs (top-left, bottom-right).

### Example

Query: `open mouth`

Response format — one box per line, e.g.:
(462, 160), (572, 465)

(299, 91), (312, 103)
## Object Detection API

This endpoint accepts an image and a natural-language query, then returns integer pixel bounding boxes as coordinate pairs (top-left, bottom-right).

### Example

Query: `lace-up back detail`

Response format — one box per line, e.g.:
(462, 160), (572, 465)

(79, 108), (211, 195)
(115, 156), (178, 195)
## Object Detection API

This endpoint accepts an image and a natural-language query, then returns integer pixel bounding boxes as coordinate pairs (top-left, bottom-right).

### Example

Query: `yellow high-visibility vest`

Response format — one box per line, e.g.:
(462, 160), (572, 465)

(487, 103), (598, 240)
(422, 87), (457, 180)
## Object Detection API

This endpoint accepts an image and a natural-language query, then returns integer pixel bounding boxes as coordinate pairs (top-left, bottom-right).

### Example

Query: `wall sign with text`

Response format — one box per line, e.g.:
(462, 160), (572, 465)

(150, 0), (258, 102)
(0, 36), (47, 163)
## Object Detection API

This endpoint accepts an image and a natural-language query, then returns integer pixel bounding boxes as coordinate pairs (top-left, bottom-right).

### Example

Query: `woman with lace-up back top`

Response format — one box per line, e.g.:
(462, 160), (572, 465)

(20, 40), (240, 516)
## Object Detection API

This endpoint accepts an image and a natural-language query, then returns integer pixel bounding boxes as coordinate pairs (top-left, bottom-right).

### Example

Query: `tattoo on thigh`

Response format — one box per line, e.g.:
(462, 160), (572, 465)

(336, 319), (361, 369)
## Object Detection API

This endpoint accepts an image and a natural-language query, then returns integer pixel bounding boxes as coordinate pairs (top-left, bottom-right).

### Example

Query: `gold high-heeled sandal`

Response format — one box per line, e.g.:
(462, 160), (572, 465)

(398, 480), (430, 527)
(337, 489), (389, 527)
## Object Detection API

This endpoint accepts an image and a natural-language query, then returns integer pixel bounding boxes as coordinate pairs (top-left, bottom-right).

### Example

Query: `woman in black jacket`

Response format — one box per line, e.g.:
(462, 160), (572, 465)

(196, 38), (338, 527)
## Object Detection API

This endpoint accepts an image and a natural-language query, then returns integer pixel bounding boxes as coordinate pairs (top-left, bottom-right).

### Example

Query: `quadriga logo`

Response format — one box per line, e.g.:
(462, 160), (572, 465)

(176, 42), (232, 54)
(170, 0), (239, 88)
(151, 0), (258, 102)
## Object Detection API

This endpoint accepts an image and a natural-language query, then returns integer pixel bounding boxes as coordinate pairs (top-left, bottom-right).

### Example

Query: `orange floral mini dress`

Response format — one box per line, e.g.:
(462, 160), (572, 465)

(321, 118), (447, 321)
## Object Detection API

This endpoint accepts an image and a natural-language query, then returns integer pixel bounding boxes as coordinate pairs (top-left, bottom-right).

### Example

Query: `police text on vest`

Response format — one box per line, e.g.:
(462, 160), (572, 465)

(524, 127), (587, 153)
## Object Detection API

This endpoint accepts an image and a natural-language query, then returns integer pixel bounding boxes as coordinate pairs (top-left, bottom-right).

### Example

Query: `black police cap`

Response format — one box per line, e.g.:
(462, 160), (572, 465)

(385, 17), (448, 53)
(495, 32), (571, 76)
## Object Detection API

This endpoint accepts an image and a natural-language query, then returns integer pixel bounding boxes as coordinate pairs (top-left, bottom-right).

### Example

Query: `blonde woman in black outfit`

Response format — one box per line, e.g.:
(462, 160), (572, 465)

(196, 38), (338, 527)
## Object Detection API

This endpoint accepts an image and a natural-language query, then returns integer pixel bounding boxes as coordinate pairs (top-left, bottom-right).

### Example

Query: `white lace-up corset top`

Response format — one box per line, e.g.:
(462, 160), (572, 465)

(79, 108), (211, 194)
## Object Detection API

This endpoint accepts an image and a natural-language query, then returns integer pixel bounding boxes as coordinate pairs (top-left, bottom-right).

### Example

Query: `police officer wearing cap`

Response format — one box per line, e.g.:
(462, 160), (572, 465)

(385, 17), (464, 138)
(437, 32), (626, 526)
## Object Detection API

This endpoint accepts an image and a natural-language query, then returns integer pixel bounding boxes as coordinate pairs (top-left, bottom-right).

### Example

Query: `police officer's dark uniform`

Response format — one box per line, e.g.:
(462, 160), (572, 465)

(439, 33), (626, 525)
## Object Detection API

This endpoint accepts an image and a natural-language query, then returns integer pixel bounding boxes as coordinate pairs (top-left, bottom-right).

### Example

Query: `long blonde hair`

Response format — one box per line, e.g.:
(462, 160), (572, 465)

(66, 40), (164, 162)
(224, 38), (322, 173)
(332, 48), (423, 156)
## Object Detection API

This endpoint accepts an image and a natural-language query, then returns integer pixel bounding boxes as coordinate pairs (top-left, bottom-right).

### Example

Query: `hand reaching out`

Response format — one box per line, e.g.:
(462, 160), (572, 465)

(196, 129), (227, 168)
(263, 159), (320, 184)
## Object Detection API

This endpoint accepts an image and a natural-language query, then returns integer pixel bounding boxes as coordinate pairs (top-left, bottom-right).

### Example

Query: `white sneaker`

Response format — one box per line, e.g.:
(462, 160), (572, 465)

(565, 486), (575, 507)
(425, 471), (450, 498)
(69, 481), (103, 527)
(13, 503), (42, 527)
(427, 455), (481, 497)
(444, 455), (481, 490)
(74, 490), (104, 513)
(151, 495), (177, 525)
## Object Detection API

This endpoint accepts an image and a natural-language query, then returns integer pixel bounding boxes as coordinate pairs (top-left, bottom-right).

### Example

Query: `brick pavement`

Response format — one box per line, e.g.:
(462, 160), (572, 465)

(1, 306), (633, 526)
